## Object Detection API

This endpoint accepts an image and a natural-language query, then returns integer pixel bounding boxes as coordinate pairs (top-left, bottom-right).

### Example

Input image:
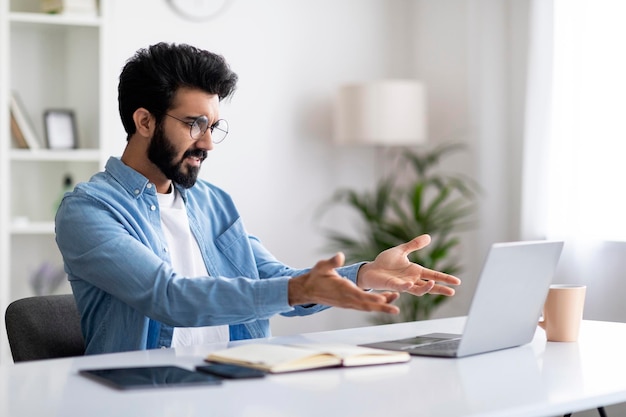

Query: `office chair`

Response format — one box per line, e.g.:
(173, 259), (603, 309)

(5, 294), (85, 362)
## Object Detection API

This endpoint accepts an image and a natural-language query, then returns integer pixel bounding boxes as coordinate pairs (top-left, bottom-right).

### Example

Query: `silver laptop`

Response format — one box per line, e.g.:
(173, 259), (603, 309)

(362, 240), (564, 358)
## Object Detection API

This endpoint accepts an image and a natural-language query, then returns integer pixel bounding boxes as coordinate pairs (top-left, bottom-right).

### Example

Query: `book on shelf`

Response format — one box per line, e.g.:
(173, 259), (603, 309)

(10, 112), (29, 149)
(9, 93), (41, 150)
(204, 343), (410, 374)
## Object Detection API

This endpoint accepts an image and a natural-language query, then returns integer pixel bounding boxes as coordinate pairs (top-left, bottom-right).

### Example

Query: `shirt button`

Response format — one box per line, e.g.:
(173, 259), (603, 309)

(134, 189), (140, 195)
(164, 247), (169, 253)
(150, 205), (156, 211)
(146, 183), (153, 189)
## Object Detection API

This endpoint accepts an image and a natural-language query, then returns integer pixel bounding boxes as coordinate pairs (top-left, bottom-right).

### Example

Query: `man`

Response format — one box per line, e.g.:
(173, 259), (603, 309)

(55, 42), (460, 355)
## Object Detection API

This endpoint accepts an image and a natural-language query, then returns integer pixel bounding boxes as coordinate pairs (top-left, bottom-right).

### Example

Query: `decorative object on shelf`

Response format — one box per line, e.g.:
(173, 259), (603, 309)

(318, 143), (480, 323)
(54, 174), (74, 213)
(41, 0), (98, 16)
(44, 110), (78, 149)
(9, 93), (41, 150)
(10, 113), (29, 149)
(29, 261), (67, 296)
(334, 80), (427, 146)
(166, 0), (231, 21)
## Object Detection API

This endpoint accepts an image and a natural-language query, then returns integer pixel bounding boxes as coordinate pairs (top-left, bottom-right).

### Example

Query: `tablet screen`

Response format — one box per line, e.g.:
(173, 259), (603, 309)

(80, 366), (222, 390)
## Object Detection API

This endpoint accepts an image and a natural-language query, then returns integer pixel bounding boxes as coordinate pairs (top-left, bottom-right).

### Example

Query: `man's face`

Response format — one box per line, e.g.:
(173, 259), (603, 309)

(147, 123), (205, 188)
(147, 88), (220, 188)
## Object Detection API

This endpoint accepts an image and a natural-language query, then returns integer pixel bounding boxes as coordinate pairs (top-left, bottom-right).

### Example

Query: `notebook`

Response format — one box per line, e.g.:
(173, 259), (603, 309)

(362, 240), (564, 358)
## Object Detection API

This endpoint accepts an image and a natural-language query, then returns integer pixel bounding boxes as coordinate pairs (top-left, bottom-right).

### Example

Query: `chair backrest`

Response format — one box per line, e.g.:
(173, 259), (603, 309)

(5, 294), (85, 362)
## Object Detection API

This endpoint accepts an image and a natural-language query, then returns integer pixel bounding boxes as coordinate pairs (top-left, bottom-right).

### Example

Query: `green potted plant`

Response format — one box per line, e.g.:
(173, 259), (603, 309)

(318, 142), (480, 323)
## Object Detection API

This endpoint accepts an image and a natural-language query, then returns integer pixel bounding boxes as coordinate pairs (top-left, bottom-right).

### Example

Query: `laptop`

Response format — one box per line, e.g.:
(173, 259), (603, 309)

(362, 240), (564, 358)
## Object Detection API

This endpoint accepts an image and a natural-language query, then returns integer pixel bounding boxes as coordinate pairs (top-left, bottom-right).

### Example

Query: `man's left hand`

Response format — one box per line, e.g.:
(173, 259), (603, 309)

(356, 234), (461, 297)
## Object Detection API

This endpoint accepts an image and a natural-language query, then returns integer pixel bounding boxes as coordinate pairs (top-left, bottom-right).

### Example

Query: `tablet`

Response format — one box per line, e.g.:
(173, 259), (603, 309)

(196, 363), (267, 379)
(79, 366), (222, 390)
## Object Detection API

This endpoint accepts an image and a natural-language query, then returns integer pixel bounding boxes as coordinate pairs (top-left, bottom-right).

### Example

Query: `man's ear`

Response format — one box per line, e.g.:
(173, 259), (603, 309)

(132, 108), (155, 138)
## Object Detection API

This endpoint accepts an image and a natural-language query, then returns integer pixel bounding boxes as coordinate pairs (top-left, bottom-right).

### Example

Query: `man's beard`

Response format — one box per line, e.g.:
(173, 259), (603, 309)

(148, 123), (207, 189)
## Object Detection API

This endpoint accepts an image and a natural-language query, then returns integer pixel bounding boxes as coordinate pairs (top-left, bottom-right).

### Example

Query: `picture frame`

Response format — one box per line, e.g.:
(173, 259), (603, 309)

(44, 110), (78, 149)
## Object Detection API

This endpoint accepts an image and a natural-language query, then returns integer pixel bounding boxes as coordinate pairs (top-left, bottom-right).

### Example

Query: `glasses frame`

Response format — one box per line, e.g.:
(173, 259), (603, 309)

(164, 113), (229, 143)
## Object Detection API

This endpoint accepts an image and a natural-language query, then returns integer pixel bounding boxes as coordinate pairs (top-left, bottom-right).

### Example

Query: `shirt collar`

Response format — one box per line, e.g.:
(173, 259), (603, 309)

(105, 157), (189, 201)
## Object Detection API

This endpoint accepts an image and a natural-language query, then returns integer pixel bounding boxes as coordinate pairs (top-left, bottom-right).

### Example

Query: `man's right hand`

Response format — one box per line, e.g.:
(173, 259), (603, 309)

(287, 252), (400, 314)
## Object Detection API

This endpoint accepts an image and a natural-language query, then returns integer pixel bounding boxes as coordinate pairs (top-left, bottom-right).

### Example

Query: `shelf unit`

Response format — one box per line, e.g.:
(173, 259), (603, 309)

(0, 0), (107, 363)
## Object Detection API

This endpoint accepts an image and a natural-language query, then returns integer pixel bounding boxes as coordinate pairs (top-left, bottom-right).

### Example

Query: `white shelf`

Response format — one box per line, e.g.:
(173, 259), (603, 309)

(10, 221), (55, 235)
(1, 0), (107, 364)
(9, 148), (101, 162)
(9, 11), (100, 27)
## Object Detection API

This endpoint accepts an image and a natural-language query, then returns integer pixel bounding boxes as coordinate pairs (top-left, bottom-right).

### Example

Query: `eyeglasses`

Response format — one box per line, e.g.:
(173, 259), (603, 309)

(164, 114), (229, 143)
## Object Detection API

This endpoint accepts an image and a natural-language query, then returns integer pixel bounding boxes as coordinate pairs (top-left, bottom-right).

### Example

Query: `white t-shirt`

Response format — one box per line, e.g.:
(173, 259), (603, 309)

(157, 187), (229, 347)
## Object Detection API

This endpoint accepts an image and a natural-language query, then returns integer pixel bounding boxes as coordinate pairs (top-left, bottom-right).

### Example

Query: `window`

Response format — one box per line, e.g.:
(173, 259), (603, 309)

(547, 0), (626, 240)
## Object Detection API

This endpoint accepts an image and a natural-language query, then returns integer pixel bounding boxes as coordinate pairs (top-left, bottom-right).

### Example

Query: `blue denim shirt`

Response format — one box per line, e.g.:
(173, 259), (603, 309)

(55, 157), (363, 355)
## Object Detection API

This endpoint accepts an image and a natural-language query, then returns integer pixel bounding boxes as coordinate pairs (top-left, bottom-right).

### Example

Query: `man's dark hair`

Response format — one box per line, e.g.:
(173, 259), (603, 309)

(118, 42), (238, 140)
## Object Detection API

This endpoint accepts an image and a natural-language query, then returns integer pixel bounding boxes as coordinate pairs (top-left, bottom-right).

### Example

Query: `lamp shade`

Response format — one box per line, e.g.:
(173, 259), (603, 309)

(333, 80), (427, 146)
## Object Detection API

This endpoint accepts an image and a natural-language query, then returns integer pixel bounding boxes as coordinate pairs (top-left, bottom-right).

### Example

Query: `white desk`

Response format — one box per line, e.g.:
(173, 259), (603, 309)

(1, 317), (625, 417)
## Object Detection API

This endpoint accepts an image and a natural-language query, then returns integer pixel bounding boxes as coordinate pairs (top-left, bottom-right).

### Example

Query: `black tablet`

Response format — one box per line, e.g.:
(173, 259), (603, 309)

(196, 363), (267, 379)
(79, 366), (222, 390)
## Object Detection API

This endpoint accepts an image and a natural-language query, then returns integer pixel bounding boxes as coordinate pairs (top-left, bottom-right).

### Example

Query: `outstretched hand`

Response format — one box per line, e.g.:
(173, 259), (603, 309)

(287, 234), (460, 315)
(288, 252), (401, 314)
(356, 234), (461, 296)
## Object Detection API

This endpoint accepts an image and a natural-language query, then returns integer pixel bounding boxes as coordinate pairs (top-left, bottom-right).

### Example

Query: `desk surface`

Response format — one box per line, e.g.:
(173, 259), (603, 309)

(2, 317), (625, 417)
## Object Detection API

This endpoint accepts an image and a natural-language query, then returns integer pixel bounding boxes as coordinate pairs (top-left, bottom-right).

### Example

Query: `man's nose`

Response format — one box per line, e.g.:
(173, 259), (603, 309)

(195, 130), (214, 151)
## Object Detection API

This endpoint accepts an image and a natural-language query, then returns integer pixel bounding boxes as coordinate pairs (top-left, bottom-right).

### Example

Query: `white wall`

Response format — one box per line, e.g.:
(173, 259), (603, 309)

(93, 4), (626, 413)
(99, 0), (530, 335)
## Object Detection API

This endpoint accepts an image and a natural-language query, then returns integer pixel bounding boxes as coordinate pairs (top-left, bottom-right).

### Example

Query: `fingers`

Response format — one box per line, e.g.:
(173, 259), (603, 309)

(399, 234), (432, 256)
(430, 284), (456, 296)
(313, 252), (346, 273)
(315, 252), (345, 272)
(380, 291), (400, 303)
(404, 282), (456, 297)
(332, 252), (345, 268)
(322, 280), (400, 314)
(420, 268), (461, 286)
(351, 291), (400, 314)
(406, 279), (435, 296)
(399, 236), (462, 287)
(381, 277), (414, 293)
(382, 270), (460, 293)
(383, 272), (458, 297)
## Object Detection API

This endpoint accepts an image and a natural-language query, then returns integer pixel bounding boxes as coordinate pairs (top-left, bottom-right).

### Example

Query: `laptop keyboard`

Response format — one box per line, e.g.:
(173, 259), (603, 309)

(361, 333), (463, 357)
(414, 339), (461, 351)
(401, 338), (461, 356)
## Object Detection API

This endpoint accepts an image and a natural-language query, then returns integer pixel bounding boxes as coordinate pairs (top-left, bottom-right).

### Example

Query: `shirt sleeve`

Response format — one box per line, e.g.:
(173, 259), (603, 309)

(55, 191), (295, 328)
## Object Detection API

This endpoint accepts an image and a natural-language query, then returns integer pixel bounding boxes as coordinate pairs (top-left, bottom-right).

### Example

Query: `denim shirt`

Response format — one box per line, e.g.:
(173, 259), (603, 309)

(55, 157), (363, 355)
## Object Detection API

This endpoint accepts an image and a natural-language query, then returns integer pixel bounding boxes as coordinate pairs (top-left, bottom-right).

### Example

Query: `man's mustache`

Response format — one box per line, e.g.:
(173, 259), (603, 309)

(183, 149), (207, 160)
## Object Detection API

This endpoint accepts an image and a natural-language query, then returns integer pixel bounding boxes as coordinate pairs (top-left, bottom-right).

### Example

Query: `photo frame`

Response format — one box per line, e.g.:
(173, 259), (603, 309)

(44, 110), (78, 149)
